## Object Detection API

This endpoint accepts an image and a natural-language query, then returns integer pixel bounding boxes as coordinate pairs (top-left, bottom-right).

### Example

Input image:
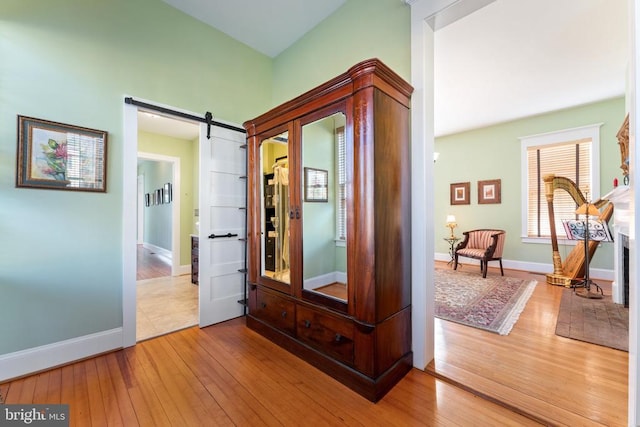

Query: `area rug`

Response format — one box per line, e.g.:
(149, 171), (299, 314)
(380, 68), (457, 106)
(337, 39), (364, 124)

(434, 269), (536, 335)
(555, 289), (629, 351)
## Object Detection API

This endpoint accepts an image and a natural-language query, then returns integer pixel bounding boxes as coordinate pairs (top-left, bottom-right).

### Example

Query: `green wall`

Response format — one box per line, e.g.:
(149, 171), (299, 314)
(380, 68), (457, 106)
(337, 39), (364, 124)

(434, 97), (626, 271)
(0, 0), (271, 354)
(138, 159), (173, 251)
(138, 131), (197, 266)
(0, 0), (411, 357)
(302, 117), (341, 281)
(272, 0), (411, 105)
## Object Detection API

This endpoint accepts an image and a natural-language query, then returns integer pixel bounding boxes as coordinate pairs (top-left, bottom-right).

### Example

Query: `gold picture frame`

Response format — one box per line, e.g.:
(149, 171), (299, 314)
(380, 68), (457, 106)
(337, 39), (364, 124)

(17, 115), (107, 192)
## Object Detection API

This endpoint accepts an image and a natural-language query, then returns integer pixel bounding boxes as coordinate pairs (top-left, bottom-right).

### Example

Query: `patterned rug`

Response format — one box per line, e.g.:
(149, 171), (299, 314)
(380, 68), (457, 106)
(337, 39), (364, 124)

(555, 289), (629, 351)
(434, 269), (537, 335)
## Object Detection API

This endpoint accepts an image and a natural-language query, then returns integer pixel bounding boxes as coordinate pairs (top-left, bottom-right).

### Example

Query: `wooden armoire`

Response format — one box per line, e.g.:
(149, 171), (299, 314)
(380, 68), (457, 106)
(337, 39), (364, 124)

(243, 59), (413, 402)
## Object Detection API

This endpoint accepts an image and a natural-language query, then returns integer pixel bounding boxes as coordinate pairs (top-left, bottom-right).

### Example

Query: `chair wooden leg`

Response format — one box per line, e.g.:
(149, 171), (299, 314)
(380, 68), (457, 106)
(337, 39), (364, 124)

(483, 262), (488, 278)
(499, 259), (504, 276)
(454, 255), (459, 270)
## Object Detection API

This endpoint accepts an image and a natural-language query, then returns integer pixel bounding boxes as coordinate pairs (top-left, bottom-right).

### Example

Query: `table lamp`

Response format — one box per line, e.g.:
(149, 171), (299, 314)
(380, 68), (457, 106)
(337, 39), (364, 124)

(446, 215), (457, 239)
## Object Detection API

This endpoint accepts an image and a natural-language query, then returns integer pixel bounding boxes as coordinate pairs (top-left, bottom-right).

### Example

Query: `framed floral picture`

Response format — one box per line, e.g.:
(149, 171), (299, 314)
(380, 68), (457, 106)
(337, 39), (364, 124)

(478, 179), (501, 204)
(16, 115), (108, 192)
(450, 182), (470, 205)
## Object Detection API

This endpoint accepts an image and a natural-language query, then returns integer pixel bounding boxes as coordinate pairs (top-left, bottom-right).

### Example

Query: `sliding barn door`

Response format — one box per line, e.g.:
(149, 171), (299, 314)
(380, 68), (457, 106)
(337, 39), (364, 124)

(198, 124), (247, 327)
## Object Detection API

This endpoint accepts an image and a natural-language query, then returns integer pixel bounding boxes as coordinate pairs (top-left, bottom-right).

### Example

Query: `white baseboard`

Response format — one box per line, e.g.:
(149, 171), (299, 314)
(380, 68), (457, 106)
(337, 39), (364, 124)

(434, 252), (613, 281)
(143, 242), (172, 260)
(178, 264), (191, 276)
(304, 271), (346, 290)
(0, 328), (123, 382)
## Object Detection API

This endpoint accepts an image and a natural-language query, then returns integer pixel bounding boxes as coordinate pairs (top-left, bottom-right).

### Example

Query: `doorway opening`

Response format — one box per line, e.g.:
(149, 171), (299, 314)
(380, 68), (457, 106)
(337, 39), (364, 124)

(135, 112), (200, 341)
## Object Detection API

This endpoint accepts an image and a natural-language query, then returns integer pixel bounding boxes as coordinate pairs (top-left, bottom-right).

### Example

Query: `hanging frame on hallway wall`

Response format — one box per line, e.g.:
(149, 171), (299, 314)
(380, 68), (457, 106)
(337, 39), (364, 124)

(16, 115), (108, 192)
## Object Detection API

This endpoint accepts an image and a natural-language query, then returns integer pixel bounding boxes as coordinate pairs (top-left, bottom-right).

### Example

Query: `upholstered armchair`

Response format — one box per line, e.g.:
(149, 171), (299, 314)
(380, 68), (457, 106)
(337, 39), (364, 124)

(454, 229), (506, 278)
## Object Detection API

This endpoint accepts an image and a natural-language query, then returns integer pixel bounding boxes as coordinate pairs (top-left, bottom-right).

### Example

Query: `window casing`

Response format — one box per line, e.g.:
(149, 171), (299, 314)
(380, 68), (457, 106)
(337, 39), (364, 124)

(520, 124), (601, 243)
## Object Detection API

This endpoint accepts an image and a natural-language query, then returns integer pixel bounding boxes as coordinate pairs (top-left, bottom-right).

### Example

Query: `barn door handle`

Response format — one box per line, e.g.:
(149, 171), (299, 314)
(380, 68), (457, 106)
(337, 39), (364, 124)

(208, 233), (238, 239)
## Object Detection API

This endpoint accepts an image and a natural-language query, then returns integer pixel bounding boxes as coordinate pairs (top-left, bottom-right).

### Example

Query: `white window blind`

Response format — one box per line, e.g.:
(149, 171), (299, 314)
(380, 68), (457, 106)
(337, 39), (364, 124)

(66, 132), (105, 189)
(336, 126), (346, 240)
(520, 123), (601, 241)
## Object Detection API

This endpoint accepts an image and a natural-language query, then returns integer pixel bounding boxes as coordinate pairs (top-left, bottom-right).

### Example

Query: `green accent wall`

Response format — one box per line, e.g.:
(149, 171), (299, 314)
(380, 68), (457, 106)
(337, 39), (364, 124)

(0, 0), (411, 357)
(301, 117), (343, 281)
(138, 131), (197, 266)
(272, 0), (411, 105)
(0, 0), (271, 354)
(435, 97), (626, 271)
(138, 159), (173, 251)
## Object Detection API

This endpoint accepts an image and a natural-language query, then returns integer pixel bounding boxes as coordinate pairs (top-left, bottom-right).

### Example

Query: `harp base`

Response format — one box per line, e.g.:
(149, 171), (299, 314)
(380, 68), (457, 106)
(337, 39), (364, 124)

(546, 273), (573, 287)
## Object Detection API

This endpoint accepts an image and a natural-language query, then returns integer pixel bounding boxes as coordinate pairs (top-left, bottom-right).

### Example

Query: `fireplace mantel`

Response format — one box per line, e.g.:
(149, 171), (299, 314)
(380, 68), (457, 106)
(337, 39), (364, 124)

(603, 185), (630, 305)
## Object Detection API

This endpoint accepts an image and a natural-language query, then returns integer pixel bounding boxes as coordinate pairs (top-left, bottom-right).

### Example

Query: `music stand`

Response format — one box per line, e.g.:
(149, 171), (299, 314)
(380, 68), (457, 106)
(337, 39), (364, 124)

(562, 205), (613, 299)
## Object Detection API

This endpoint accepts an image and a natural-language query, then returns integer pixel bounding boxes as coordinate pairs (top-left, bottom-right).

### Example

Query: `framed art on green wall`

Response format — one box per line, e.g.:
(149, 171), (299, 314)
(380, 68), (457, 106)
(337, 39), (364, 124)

(16, 115), (108, 192)
(450, 182), (470, 205)
(478, 179), (501, 204)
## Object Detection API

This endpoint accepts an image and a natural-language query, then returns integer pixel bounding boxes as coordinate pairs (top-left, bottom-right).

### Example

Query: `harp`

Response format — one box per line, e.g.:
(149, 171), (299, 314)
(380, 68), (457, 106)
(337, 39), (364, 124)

(543, 174), (613, 286)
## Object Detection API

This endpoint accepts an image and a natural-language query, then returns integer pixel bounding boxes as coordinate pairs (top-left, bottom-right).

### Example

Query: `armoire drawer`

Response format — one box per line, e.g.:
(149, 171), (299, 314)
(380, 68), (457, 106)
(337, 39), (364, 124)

(254, 289), (296, 335)
(296, 305), (355, 365)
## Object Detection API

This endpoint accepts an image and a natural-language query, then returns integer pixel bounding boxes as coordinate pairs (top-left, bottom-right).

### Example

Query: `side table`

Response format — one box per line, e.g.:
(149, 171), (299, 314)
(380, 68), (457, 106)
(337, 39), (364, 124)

(444, 236), (460, 267)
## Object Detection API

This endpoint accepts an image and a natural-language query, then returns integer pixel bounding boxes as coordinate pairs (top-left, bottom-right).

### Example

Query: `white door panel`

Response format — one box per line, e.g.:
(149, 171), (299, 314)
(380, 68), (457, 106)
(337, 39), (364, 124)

(208, 172), (246, 207)
(208, 206), (246, 232)
(199, 123), (247, 327)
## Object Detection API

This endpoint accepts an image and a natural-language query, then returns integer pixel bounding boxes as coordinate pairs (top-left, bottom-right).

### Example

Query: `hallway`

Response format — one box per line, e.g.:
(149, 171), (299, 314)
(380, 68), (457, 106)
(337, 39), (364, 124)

(137, 244), (198, 341)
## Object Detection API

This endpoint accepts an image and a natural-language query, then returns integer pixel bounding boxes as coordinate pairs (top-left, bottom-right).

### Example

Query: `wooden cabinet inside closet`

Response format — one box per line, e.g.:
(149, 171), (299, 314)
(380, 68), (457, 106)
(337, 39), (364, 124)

(243, 59), (413, 402)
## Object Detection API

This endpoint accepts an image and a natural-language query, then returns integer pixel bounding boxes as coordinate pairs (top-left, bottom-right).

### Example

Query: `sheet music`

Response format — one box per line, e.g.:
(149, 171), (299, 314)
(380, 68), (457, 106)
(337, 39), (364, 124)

(562, 219), (614, 242)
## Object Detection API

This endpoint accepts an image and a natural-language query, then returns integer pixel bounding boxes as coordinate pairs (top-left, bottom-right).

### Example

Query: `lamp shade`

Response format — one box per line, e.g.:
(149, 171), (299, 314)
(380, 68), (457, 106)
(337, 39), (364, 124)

(446, 215), (456, 224)
(575, 203), (600, 217)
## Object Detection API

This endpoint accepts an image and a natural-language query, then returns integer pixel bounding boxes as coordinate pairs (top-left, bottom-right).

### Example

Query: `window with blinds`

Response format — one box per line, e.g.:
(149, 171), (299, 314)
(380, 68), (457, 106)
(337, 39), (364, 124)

(66, 132), (105, 189)
(336, 126), (346, 241)
(521, 123), (601, 240)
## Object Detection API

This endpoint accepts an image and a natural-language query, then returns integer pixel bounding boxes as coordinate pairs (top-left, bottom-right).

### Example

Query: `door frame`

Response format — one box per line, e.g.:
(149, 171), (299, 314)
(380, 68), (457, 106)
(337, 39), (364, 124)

(122, 97), (200, 347)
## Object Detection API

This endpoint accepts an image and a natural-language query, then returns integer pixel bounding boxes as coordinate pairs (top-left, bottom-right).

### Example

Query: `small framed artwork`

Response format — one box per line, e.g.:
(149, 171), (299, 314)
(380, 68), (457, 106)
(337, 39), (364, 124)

(145, 193), (150, 207)
(16, 115), (107, 192)
(450, 182), (470, 205)
(163, 183), (172, 203)
(478, 179), (501, 204)
(156, 188), (163, 204)
(304, 167), (328, 202)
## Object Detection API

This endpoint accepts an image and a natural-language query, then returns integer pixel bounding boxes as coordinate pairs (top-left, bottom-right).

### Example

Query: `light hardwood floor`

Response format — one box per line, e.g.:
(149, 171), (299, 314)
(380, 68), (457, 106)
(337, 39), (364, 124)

(136, 244), (198, 341)
(432, 261), (628, 426)
(0, 264), (627, 425)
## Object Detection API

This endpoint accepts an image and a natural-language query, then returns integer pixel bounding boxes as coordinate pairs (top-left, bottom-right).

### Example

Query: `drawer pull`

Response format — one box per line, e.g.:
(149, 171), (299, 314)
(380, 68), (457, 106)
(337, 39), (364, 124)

(335, 333), (342, 342)
(281, 311), (287, 318)
(304, 320), (311, 328)
(261, 302), (267, 309)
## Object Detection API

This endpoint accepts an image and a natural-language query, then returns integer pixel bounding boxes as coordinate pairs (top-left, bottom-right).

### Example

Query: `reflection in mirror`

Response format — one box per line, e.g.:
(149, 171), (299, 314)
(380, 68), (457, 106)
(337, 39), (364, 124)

(302, 112), (347, 302)
(260, 133), (290, 285)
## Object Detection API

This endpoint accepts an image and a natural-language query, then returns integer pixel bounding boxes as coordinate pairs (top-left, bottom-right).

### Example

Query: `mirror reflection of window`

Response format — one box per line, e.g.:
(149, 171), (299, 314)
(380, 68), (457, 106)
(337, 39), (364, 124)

(260, 133), (290, 285)
(301, 113), (347, 302)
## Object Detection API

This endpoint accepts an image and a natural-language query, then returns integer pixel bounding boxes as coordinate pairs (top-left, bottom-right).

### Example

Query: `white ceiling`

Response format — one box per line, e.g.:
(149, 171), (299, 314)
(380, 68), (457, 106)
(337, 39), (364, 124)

(435, 0), (628, 136)
(143, 0), (627, 139)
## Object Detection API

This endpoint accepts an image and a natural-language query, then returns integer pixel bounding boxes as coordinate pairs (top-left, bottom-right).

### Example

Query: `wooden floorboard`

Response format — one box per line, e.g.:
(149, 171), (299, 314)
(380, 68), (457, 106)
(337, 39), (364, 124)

(0, 263), (627, 426)
(432, 261), (628, 426)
